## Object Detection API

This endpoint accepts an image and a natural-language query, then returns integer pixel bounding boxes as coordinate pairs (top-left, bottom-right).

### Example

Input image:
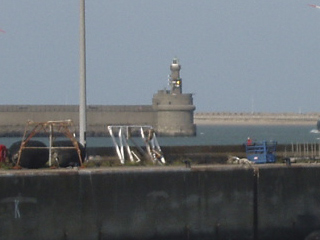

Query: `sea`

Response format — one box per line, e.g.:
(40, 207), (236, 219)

(0, 124), (319, 148)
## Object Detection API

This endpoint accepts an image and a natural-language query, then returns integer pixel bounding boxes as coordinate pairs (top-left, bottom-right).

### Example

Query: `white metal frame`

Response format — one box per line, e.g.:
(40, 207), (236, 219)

(108, 125), (165, 165)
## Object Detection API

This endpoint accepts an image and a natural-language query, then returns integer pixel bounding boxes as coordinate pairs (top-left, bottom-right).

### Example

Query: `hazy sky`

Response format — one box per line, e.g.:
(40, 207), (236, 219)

(1, 1), (320, 113)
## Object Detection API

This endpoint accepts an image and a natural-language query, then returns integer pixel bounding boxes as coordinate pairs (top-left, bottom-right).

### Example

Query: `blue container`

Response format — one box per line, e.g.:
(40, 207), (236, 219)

(245, 140), (277, 164)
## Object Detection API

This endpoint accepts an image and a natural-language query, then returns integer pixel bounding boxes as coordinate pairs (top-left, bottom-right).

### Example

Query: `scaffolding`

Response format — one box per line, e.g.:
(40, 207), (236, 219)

(14, 120), (84, 169)
(108, 125), (165, 165)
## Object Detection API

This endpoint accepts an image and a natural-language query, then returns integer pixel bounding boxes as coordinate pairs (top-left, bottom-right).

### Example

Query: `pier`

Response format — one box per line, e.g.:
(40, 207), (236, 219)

(1, 165), (320, 240)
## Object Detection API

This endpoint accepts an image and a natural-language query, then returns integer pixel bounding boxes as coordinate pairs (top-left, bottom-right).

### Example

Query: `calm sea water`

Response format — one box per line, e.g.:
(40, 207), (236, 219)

(0, 124), (318, 148)
(156, 124), (319, 146)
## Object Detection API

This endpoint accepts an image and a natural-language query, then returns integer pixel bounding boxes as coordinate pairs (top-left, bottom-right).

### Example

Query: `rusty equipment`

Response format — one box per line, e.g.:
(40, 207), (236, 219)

(13, 120), (84, 169)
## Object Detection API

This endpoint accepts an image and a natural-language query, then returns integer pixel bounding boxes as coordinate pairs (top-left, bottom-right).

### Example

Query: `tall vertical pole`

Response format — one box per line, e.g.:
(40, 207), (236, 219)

(79, 0), (87, 151)
(49, 124), (53, 166)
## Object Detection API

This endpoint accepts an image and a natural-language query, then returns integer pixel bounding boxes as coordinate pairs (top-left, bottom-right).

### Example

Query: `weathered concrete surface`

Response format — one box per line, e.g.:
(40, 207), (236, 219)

(258, 166), (320, 240)
(0, 167), (253, 240)
(0, 165), (320, 240)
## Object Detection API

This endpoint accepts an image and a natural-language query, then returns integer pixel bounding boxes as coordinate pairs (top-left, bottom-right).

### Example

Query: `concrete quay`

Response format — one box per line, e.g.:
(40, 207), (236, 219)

(1, 165), (320, 240)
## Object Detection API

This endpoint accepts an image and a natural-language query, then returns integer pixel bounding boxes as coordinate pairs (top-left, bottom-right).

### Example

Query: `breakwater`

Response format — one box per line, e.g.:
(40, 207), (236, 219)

(1, 165), (320, 240)
(0, 100), (195, 137)
(194, 112), (320, 125)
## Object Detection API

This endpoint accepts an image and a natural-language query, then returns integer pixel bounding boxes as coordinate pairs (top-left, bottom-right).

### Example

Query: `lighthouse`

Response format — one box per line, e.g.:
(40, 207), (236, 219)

(169, 58), (182, 94)
(152, 58), (196, 136)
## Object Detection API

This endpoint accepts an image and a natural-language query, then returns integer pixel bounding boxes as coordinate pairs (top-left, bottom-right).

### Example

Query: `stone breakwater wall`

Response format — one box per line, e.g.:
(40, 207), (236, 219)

(0, 105), (155, 137)
(0, 103), (196, 137)
(0, 166), (320, 240)
(195, 112), (320, 125)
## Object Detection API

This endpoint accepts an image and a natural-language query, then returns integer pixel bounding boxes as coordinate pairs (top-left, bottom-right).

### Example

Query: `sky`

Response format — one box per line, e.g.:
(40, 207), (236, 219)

(1, 1), (320, 113)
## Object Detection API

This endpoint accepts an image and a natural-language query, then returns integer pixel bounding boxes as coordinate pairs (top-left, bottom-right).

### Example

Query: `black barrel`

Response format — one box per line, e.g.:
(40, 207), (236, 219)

(52, 140), (85, 167)
(9, 140), (48, 169)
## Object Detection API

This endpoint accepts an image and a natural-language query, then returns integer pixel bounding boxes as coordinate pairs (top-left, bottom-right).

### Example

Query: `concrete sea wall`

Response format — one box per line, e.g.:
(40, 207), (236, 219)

(0, 165), (320, 240)
(0, 105), (155, 137)
(195, 112), (320, 125)
(0, 102), (196, 137)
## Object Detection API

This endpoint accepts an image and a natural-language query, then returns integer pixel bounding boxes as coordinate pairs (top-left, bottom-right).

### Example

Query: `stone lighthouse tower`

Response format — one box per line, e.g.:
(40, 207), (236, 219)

(152, 58), (196, 136)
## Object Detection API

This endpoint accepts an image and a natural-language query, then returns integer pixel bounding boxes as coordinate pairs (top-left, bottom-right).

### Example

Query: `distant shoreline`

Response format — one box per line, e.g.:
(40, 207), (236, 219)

(194, 120), (315, 126)
(194, 112), (319, 126)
